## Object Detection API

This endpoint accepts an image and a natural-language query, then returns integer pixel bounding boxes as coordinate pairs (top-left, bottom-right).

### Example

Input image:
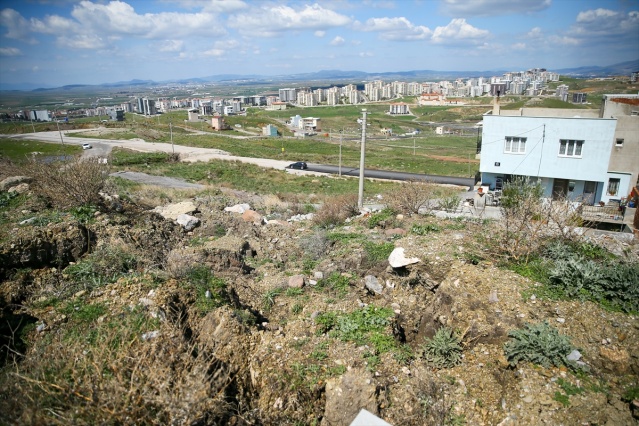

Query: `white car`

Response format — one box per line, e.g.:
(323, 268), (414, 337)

(82, 143), (92, 150)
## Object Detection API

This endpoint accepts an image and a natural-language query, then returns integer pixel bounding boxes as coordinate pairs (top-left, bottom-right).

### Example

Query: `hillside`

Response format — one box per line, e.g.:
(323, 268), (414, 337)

(0, 155), (638, 425)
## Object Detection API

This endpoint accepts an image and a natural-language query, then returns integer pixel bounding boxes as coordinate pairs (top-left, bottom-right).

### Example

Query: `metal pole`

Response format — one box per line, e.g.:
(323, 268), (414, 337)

(413, 137), (416, 155)
(170, 121), (174, 154)
(357, 109), (367, 209)
(56, 120), (64, 147)
(339, 130), (342, 177)
(30, 116), (35, 133)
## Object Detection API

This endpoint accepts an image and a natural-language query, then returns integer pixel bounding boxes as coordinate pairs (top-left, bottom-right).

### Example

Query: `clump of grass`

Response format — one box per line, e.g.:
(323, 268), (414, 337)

(363, 241), (395, 263)
(421, 327), (463, 368)
(312, 194), (359, 228)
(181, 265), (228, 316)
(367, 207), (396, 229)
(503, 321), (574, 369)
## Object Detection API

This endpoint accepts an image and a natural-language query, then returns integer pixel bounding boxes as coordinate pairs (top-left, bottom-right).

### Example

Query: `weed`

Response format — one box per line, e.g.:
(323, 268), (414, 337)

(411, 223), (441, 235)
(363, 351), (380, 372)
(182, 266), (228, 315)
(286, 287), (304, 297)
(316, 272), (352, 297)
(421, 327), (463, 368)
(437, 195), (460, 213)
(622, 385), (639, 402)
(367, 207), (396, 229)
(363, 241), (395, 263)
(262, 288), (283, 311)
(503, 321), (574, 369)
(383, 180), (437, 214)
(553, 391), (570, 407)
(312, 194), (359, 228)
(299, 231), (330, 261)
(233, 309), (257, 326)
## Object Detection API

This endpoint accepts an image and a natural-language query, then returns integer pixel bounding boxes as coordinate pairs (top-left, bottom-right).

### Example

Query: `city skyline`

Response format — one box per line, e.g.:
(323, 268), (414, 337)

(1, 0), (638, 88)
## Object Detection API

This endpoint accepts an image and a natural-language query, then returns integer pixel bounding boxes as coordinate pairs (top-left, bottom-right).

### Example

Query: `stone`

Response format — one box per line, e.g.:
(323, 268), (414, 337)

(324, 370), (378, 426)
(314, 271), (324, 280)
(141, 330), (160, 341)
(556, 318), (565, 324)
(350, 409), (392, 426)
(224, 203), (251, 214)
(176, 214), (200, 231)
(489, 289), (499, 303)
(241, 210), (263, 225)
(566, 350), (581, 362)
(288, 274), (305, 288)
(599, 346), (630, 374)
(384, 228), (406, 236)
(364, 275), (383, 295)
(0, 176), (32, 191)
(153, 201), (198, 220)
(388, 247), (420, 268)
(19, 217), (37, 226)
(8, 183), (30, 194)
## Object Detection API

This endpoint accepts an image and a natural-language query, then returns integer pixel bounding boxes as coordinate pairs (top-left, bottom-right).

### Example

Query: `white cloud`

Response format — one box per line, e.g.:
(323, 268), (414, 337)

(441, 0), (551, 16)
(362, 0), (396, 9)
(228, 3), (351, 37)
(359, 51), (373, 57)
(315, 30), (326, 37)
(355, 17), (432, 41)
(330, 36), (345, 45)
(547, 35), (580, 45)
(32, 65), (39, 72)
(0, 8), (35, 42)
(431, 19), (490, 44)
(0, 47), (21, 56)
(203, 39), (240, 56)
(158, 40), (184, 52)
(511, 42), (526, 50)
(571, 8), (639, 36)
(57, 34), (106, 49)
(527, 27), (543, 38)
(68, 1), (225, 39)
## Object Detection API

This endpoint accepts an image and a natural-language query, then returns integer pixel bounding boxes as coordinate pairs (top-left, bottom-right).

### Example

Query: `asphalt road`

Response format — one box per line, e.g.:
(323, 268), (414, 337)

(8, 131), (475, 189)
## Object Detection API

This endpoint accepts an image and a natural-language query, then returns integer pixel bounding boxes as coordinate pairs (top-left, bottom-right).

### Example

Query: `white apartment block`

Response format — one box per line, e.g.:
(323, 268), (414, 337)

(348, 91), (359, 104)
(327, 91), (339, 106)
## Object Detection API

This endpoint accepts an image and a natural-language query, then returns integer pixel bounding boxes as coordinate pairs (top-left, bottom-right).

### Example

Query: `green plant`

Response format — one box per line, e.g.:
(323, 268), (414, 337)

(367, 207), (396, 229)
(286, 287), (304, 297)
(437, 195), (459, 213)
(622, 385), (639, 402)
(503, 322), (573, 368)
(363, 241), (395, 263)
(262, 288), (283, 311)
(421, 327), (463, 368)
(183, 266), (228, 315)
(316, 272), (352, 297)
(411, 223), (441, 235)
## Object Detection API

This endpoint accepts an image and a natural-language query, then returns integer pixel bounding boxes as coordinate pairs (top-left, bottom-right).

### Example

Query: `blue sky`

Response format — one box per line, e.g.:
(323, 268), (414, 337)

(0, 0), (637, 87)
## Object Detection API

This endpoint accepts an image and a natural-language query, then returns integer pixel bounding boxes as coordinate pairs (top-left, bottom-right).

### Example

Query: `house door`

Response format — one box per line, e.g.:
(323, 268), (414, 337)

(583, 181), (597, 205)
(552, 179), (569, 200)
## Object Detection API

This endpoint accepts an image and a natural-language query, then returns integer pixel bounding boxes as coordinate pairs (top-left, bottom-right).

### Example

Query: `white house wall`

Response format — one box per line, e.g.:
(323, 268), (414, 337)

(481, 114), (617, 185)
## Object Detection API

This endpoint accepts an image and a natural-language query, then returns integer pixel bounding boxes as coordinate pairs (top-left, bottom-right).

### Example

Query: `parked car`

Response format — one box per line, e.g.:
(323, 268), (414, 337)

(287, 162), (308, 170)
(82, 143), (92, 150)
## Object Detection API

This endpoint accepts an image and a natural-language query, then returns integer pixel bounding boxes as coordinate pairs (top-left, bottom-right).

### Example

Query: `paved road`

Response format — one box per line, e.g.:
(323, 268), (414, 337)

(8, 131), (476, 189)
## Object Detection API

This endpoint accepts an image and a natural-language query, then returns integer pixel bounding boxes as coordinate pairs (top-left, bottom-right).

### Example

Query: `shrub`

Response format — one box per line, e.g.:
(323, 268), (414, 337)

(383, 180), (436, 214)
(298, 230), (330, 260)
(312, 194), (359, 228)
(503, 322), (573, 368)
(367, 207), (396, 229)
(421, 327), (463, 368)
(23, 156), (110, 209)
(437, 195), (460, 213)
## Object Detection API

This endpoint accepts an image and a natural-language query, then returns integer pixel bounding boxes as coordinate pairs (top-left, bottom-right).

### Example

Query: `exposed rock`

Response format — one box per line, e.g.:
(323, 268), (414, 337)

(8, 183), (30, 194)
(288, 274), (305, 289)
(224, 203), (251, 214)
(241, 210), (263, 225)
(324, 369), (378, 426)
(388, 247), (420, 268)
(176, 214), (200, 231)
(201, 236), (255, 275)
(0, 176), (32, 191)
(384, 228), (406, 237)
(364, 275), (383, 295)
(152, 201), (198, 220)
(599, 346), (630, 374)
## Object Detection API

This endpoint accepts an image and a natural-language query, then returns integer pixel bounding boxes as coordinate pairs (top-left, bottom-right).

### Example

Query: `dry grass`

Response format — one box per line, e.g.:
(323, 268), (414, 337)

(383, 180), (439, 215)
(312, 193), (360, 228)
(0, 308), (235, 425)
(20, 156), (110, 209)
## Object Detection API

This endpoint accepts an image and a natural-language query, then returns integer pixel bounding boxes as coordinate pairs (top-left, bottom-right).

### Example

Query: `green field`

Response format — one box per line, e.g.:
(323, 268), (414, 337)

(0, 138), (81, 162)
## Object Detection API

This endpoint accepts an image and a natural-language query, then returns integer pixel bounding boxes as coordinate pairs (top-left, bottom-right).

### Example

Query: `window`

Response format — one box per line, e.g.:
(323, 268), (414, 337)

(615, 138), (624, 147)
(504, 136), (526, 154)
(559, 139), (584, 157)
(607, 178), (620, 196)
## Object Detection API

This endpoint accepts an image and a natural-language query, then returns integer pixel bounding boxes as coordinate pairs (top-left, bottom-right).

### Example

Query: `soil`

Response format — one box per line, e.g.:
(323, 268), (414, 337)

(0, 185), (638, 425)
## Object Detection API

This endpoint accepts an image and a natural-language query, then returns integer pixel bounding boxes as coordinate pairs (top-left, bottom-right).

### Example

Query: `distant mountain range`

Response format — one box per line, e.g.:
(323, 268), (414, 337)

(2, 59), (637, 92)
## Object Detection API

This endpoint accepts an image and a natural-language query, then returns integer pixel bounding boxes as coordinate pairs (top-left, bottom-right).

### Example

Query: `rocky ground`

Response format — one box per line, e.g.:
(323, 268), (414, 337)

(0, 175), (638, 425)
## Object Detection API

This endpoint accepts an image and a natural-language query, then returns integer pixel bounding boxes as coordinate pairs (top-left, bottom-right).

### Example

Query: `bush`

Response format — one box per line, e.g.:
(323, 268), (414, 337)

(23, 156), (110, 209)
(383, 180), (436, 214)
(421, 327), (463, 368)
(312, 194), (359, 228)
(367, 207), (396, 229)
(503, 322), (573, 368)
(436, 195), (460, 213)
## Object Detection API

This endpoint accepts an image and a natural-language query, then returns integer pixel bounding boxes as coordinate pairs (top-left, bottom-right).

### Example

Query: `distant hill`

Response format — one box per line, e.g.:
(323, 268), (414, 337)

(1, 60), (637, 92)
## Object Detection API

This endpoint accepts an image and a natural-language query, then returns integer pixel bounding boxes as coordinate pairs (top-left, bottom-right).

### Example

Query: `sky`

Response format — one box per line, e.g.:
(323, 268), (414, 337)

(0, 0), (638, 87)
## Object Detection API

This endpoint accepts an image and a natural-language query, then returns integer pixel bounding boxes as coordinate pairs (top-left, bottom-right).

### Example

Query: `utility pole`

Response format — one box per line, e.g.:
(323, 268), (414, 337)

(339, 129), (343, 177)
(56, 120), (64, 147)
(357, 109), (367, 209)
(413, 137), (416, 155)
(170, 121), (174, 154)
(30, 116), (35, 133)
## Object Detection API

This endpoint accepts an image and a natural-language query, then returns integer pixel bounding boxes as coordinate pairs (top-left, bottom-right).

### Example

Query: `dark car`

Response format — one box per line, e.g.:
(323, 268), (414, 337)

(287, 162), (308, 170)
